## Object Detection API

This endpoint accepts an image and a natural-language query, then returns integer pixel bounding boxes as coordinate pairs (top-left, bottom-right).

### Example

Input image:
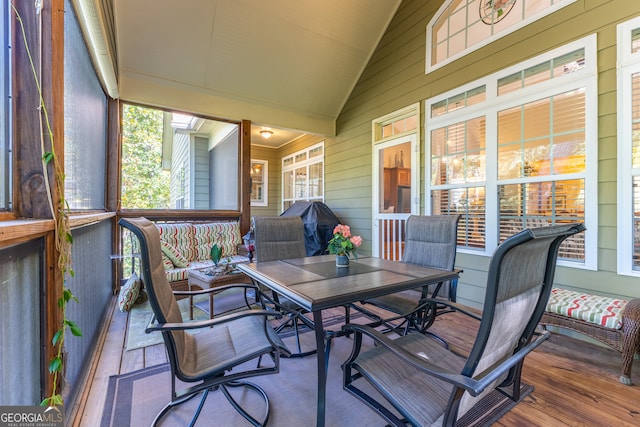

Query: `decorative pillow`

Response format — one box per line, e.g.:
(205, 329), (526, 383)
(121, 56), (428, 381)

(161, 253), (174, 270)
(118, 273), (141, 312)
(160, 241), (189, 268)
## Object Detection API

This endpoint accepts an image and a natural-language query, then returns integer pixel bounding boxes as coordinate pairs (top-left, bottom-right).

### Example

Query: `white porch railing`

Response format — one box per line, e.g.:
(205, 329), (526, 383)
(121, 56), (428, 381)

(376, 215), (408, 261)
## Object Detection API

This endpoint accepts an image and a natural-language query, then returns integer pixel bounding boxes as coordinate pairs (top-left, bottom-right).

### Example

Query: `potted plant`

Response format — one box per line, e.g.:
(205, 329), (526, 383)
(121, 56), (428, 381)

(327, 224), (362, 267)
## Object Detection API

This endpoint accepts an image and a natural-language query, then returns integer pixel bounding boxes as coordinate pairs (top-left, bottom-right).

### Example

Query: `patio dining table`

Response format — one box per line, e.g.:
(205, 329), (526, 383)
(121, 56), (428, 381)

(237, 254), (461, 427)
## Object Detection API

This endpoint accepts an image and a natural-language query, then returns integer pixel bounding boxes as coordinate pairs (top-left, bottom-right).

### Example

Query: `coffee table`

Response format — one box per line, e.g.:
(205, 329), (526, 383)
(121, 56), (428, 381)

(187, 267), (251, 319)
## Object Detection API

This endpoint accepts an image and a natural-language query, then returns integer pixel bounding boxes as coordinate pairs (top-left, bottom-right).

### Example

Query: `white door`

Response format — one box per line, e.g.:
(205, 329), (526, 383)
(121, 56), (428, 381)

(372, 134), (418, 260)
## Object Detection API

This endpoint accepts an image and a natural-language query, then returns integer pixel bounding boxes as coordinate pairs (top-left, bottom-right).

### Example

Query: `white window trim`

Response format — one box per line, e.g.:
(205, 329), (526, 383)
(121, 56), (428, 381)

(281, 142), (325, 210)
(616, 17), (640, 277)
(250, 159), (268, 207)
(426, 0), (577, 74)
(425, 34), (598, 270)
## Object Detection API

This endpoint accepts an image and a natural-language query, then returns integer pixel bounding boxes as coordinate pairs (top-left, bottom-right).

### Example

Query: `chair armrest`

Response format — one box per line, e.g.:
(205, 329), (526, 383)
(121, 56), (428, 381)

(342, 323), (550, 396)
(416, 298), (483, 321)
(173, 283), (258, 297)
(145, 308), (281, 333)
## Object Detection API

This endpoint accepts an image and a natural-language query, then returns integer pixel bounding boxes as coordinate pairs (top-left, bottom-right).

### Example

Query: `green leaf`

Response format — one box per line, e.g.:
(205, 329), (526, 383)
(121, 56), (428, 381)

(65, 232), (73, 244)
(63, 288), (73, 303)
(43, 152), (54, 164)
(52, 329), (62, 346)
(64, 319), (82, 337)
(65, 319), (83, 337)
(41, 394), (63, 406)
(49, 357), (62, 374)
(210, 244), (222, 266)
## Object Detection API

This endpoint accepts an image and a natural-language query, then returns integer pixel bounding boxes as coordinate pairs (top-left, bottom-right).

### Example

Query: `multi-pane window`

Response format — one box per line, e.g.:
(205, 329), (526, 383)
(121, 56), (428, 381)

(427, 0), (576, 73)
(0, 0), (10, 211)
(431, 117), (486, 248)
(282, 143), (324, 211)
(427, 36), (596, 268)
(616, 17), (640, 276)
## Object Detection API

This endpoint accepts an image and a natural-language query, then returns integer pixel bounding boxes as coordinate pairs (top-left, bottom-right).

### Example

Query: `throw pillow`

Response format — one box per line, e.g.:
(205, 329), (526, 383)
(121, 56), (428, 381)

(118, 273), (141, 312)
(161, 253), (174, 270)
(160, 241), (189, 268)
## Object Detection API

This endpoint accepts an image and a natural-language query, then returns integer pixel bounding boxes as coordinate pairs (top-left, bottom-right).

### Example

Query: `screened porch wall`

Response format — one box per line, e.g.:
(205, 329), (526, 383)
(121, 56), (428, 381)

(63, 220), (113, 404)
(0, 240), (43, 405)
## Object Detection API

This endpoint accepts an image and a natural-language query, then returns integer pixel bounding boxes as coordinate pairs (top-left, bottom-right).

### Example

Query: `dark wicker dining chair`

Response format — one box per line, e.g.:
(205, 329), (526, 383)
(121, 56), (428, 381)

(355, 214), (461, 338)
(253, 215), (316, 357)
(342, 223), (585, 427)
(119, 217), (289, 427)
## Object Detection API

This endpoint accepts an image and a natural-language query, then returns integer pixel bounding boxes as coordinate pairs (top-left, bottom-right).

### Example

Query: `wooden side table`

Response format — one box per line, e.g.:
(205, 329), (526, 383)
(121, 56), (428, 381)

(187, 267), (251, 319)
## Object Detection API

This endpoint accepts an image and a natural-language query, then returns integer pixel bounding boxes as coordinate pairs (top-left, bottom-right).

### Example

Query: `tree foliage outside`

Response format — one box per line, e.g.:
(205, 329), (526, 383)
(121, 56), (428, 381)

(121, 104), (171, 209)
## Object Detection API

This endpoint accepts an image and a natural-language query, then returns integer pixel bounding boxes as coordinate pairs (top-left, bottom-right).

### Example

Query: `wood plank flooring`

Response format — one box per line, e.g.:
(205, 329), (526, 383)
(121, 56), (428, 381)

(75, 297), (640, 426)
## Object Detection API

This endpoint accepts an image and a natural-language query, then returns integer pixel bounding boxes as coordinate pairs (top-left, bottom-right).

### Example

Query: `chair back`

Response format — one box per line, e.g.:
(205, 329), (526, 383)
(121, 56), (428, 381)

(402, 214), (461, 299)
(253, 216), (307, 262)
(455, 222), (585, 417)
(118, 217), (187, 358)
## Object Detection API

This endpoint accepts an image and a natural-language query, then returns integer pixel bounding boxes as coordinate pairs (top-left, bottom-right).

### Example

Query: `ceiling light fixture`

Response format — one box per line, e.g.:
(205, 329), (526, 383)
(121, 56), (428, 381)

(260, 129), (273, 139)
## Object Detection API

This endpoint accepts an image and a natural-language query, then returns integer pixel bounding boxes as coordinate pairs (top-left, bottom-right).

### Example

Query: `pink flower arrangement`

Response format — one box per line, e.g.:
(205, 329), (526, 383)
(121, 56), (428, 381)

(328, 224), (362, 259)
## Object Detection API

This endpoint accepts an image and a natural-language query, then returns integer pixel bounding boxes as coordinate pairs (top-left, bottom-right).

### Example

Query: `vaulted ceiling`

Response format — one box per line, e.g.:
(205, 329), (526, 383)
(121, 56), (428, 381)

(113, 0), (401, 146)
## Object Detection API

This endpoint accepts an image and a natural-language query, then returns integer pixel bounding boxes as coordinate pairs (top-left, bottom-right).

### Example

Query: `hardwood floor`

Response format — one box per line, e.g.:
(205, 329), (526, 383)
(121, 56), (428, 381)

(74, 297), (640, 426)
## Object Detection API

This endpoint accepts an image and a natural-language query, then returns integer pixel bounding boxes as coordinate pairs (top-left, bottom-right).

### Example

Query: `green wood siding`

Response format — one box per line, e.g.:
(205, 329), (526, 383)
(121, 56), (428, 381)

(249, 145), (280, 217)
(329, 0), (640, 306)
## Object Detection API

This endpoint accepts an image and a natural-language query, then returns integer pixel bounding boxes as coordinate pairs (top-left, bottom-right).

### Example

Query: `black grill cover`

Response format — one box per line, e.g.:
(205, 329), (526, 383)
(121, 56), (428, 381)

(280, 201), (340, 256)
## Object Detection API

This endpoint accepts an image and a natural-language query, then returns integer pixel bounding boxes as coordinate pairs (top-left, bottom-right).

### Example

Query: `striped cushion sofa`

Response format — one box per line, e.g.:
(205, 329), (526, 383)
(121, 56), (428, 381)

(155, 221), (250, 291)
(540, 287), (640, 385)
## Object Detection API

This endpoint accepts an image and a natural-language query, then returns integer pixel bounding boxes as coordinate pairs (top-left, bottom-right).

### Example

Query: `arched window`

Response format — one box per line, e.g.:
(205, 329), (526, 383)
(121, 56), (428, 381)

(426, 0), (576, 73)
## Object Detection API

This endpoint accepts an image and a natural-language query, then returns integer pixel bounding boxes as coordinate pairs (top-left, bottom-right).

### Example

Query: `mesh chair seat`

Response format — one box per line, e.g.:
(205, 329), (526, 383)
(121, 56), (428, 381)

(179, 315), (288, 380)
(362, 289), (423, 317)
(354, 333), (464, 426)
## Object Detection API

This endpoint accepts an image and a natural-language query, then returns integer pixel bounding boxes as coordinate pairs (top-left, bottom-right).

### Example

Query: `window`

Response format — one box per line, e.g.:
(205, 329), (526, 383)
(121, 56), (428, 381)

(121, 104), (241, 211)
(617, 17), (640, 276)
(0, 0), (10, 211)
(250, 160), (268, 206)
(426, 35), (597, 268)
(426, 0), (576, 73)
(282, 143), (324, 211)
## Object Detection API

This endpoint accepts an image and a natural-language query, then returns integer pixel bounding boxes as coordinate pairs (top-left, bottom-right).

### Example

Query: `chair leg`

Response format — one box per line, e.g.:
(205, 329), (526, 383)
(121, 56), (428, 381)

(189, 388), (210, 427)
(151, 389), (206, 427)
(221, 381), (271, 426)
(620, 299), (640, 385)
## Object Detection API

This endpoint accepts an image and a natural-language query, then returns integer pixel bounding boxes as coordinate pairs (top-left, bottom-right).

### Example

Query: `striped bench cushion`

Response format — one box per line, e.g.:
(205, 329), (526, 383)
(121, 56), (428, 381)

(545, 288), (627, 330)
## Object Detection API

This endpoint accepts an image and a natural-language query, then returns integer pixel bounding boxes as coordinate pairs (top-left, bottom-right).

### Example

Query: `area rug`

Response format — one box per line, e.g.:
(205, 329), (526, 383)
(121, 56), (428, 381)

(103, 329), (531, 427)
(125, 288), (254, 351)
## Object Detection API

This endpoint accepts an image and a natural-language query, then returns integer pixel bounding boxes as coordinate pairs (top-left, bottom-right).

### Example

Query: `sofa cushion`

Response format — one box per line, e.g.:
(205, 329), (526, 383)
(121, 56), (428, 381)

(160, 241), (189, 268)
(193, 222), (242, 261)
(157, 223), (198, 261)
(545, 287), (627, 330)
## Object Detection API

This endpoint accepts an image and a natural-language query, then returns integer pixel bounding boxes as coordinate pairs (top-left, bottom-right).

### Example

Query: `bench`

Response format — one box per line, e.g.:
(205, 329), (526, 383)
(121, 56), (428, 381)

(539, 287), (640, 385)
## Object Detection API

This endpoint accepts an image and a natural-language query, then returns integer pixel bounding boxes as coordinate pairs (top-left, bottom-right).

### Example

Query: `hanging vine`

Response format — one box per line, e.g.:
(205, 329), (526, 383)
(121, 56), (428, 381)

(12, 2), (82, 407)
